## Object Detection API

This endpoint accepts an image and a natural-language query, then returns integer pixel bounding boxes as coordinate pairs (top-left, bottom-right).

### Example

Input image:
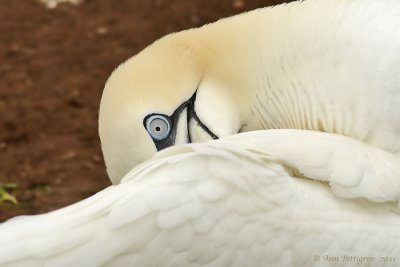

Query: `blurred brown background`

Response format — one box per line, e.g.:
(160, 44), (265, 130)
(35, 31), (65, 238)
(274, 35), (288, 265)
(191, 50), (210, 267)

(0, 0), (292, 222)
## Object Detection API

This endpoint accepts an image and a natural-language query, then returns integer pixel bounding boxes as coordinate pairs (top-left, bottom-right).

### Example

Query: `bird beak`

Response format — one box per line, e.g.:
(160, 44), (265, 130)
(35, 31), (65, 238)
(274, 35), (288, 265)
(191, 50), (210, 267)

(160, 92), (219, 150)
(174, 107), (189, 145)
(186, 92), (219, 143)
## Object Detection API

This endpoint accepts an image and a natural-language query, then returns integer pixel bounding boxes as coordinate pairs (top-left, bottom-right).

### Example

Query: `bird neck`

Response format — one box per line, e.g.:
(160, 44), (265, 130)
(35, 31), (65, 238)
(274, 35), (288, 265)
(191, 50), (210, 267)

(194, 3), (316, 133)
(194, 2), (382, 140)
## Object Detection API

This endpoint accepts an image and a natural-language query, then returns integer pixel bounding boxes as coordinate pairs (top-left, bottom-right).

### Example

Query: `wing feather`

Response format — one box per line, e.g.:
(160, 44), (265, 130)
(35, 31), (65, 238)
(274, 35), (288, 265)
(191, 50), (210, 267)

(224, 130), (400, 203)
(1, 129), (400, 266)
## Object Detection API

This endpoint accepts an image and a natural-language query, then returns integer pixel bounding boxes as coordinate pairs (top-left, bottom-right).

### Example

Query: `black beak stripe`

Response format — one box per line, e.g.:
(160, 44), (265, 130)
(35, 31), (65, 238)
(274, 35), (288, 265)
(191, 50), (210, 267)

(187, 92), (219, 143)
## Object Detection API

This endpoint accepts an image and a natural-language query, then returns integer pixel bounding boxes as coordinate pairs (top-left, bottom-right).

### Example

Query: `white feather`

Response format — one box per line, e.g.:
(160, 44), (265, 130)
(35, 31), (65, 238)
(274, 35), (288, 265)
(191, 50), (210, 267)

(99, 0), (400, 184)
(0, 129), (399, 266)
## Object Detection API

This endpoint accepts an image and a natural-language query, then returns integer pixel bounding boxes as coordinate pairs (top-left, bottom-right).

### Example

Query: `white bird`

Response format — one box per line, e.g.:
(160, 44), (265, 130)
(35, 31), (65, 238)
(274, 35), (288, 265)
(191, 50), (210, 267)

(2, 0), (400, 266)
(1, 130), (400, 267)
(99, 0), (400, 194)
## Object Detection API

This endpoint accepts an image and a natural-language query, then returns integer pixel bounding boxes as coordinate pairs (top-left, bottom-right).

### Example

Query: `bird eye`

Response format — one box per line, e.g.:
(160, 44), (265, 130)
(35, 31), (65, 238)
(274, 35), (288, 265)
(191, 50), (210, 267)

(145, 115), (171, 140)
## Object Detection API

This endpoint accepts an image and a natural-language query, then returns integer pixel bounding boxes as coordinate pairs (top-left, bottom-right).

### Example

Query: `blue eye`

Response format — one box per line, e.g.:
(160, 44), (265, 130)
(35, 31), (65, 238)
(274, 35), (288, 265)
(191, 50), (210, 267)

(145, 115), (171, 140)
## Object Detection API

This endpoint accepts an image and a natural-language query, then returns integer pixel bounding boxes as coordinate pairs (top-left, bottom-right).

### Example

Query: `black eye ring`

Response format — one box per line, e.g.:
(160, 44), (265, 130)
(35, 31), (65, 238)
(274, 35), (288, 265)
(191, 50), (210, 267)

(144, 114), (171, 140)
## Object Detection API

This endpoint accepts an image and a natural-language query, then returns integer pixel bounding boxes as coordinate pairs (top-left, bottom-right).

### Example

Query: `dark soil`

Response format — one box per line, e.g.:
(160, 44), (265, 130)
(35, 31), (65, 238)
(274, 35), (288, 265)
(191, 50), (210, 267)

(0, 0), (291, 222)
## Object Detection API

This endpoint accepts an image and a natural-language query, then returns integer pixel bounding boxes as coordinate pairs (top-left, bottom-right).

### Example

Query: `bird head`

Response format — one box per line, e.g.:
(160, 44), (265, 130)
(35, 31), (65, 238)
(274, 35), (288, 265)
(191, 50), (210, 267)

(99, 30), (252, 184)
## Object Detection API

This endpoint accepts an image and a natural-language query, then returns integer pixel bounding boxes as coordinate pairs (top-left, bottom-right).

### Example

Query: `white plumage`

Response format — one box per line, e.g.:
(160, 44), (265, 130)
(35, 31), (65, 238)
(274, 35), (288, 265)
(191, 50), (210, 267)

(1, 130), (400, 266)
(99, 0), (400, 183)
(2, 0), (400, 266)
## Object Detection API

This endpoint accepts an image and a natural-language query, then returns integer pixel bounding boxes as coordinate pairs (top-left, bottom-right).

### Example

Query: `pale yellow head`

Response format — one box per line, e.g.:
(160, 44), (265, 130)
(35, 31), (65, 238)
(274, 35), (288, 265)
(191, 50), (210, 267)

(99, 30), (250, 184)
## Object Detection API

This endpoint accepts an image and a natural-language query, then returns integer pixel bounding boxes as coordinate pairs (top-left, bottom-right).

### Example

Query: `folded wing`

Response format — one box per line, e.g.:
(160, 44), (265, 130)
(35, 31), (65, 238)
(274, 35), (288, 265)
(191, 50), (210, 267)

(1, 129), (399, 267)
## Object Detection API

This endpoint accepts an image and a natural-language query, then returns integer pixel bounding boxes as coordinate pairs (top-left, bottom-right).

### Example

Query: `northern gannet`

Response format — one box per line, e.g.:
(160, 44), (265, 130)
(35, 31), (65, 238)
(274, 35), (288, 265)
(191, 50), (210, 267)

(98, 0), (400, 199)
(1, 0), (400, 266)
